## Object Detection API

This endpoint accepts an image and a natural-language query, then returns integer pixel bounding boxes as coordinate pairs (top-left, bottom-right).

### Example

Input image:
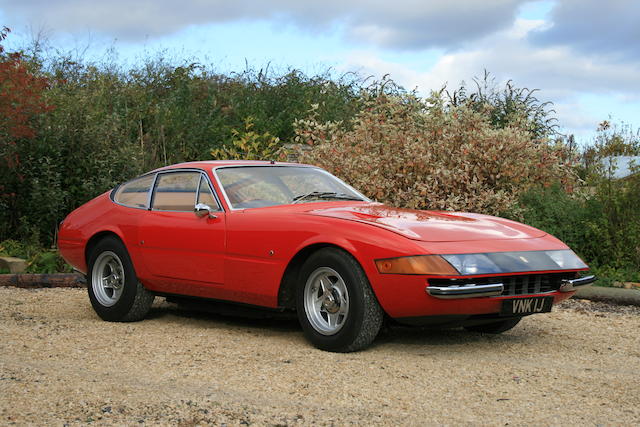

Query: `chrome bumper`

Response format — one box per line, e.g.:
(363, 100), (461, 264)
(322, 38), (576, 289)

(426, 275), (597, 299)
(558, 275), (597, 292)
(426, 283), (504, 299)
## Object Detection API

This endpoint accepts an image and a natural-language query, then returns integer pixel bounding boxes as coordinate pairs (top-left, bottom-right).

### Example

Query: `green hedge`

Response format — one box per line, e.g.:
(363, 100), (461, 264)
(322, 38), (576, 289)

(1, 52), (364, 245)
(516, 179), (640, 286)
(1, 34), (638, 281)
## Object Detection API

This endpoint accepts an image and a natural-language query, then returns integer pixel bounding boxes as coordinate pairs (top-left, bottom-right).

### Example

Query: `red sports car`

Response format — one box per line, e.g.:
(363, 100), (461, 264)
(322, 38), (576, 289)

(58, 160), (595, 352)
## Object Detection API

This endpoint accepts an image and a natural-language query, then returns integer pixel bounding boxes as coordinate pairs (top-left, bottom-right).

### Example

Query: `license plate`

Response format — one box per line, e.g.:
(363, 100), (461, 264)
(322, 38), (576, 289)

(500, 296), (553, 316)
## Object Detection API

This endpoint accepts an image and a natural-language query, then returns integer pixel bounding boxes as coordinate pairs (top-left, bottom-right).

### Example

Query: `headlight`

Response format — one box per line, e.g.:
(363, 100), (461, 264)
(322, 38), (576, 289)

(440, 253), (502, 275)
(376, 250), (587, 276)
(375, 255), (459, 275)
(546, 250), (587, 269)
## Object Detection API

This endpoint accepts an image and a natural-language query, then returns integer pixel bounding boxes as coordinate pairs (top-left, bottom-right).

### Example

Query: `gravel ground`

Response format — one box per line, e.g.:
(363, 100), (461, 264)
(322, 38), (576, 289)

(1, 288), (639, 426)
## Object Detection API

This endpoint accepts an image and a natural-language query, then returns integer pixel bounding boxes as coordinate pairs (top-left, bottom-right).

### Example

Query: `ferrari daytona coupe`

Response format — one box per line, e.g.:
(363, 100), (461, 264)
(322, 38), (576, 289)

(58, 160), (596, 351)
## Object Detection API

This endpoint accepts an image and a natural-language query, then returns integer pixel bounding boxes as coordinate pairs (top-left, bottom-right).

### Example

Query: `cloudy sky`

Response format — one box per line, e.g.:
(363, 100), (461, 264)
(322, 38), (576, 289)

(1, 0), (638, 142)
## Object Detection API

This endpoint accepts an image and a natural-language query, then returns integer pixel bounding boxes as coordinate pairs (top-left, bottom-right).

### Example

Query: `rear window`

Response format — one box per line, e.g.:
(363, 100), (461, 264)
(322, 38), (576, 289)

(112, 174), (154, 208)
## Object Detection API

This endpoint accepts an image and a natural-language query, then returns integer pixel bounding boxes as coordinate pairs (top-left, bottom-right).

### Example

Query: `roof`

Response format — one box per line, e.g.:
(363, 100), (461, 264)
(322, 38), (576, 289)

(153, 160), (312, 172)
(601, 156), (640, 179)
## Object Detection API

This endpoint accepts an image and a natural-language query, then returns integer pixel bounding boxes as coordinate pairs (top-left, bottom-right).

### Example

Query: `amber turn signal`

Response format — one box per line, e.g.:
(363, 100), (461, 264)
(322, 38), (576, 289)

(375, 255), (458, 275)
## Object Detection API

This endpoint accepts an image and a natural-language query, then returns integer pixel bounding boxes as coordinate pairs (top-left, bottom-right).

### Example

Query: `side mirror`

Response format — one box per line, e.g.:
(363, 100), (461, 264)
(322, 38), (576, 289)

(194, 203), (217, 219)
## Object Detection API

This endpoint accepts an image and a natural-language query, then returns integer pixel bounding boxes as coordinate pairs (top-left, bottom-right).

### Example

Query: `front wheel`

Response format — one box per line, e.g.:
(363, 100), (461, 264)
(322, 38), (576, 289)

(296, 248), (383, 352)
(87, 236), (154, 322)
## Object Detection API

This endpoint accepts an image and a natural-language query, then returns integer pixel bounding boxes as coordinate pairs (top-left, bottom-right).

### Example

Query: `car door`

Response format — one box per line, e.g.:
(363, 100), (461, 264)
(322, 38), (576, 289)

(138, 170), (226, 286)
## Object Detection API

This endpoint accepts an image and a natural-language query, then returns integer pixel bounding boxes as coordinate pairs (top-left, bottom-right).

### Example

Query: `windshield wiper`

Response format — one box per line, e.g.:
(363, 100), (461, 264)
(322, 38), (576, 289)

(292, 191), (335, 203)
(324, 193), (364, 201)
(292, 191), (363, 203)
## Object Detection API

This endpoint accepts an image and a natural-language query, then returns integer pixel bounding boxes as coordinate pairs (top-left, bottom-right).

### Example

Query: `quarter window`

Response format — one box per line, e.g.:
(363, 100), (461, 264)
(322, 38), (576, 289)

(113, 174), (154, 208)
(197, 175), (218, 208)
(152, 172), (200, 211)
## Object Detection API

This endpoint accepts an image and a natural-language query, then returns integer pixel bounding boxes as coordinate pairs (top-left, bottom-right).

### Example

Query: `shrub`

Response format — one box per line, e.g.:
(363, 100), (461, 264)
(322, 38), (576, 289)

(211, 117), (287, 161)
(0, 239), (72, 274)
(580, 122), (640, 273)
(517, 185), (602, 262)
(517, 180), (640, 283)
(516, 122), (640, 284)
(0, 29), (364, 246)
(0, 27), (55, 243)
(296, 91), (575, 215)
(445, 70), (558, 139)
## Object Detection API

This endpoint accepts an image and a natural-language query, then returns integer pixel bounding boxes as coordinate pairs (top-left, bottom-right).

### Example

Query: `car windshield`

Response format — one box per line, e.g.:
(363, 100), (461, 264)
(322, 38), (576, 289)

(216, 166), (368, 209)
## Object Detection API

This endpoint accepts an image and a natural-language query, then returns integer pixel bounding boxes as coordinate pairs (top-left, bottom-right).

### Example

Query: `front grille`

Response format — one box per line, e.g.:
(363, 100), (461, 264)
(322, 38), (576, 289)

(428, 272), (578, 297)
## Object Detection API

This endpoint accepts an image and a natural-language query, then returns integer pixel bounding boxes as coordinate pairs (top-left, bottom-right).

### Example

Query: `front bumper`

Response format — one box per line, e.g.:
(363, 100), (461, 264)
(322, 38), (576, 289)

(427, 283), (504, 299)
(371, 270), (595, 319)
(557, 275), (598, 292)
(426, 275), (597, 299)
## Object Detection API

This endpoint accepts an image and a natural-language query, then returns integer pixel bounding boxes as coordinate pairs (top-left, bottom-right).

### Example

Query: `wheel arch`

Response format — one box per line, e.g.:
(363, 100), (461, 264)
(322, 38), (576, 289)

(277, 242), (377, 310)
(85, 230), (125, 266)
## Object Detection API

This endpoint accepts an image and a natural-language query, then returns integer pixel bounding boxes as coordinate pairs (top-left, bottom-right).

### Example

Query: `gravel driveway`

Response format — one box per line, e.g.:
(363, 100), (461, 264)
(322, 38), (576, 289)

(1, 288), (639, 426)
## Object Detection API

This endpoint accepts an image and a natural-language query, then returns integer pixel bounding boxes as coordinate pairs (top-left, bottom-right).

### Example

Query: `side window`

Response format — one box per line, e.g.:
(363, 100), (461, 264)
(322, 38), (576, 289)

(197, 175), (219, 209)
(152, 172), (200, 211)
(113, 174), (155, 208)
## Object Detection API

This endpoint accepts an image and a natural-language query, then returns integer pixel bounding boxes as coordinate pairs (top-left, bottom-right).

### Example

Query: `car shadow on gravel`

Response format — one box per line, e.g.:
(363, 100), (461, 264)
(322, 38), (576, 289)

(144, 297), (542, 350)
(146, 298), (301, 332)
(374, 325), (531, 349)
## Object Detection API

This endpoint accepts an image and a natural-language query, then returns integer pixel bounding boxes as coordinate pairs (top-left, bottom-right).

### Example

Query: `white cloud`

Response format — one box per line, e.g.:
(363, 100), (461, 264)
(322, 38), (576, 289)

(338, 17), (640, 138)
(342, 16), (640, 94)
(553, 102), (600, 137)
(530, 0), (640, 60)
(1, 0), (527, 49)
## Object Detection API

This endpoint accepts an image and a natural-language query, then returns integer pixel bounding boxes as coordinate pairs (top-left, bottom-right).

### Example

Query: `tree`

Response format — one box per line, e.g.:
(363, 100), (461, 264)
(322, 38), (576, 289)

(0, 27), (53, 240)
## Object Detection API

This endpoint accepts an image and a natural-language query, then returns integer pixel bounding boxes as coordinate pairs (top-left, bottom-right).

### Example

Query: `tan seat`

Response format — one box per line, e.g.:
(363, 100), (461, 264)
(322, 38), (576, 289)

(152, 192), (196, 211)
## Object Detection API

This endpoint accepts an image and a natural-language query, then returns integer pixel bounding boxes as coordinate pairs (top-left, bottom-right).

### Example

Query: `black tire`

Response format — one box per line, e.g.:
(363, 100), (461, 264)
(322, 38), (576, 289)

(87, 236), (154, 322)
(464, 317), (522, 334)
(296, 247), (383, 352)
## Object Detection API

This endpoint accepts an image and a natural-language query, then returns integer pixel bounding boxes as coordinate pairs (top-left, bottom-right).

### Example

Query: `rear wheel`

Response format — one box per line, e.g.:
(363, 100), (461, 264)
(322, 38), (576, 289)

(296, 248), (383, 352)
(87, 236), (154, 322)
(464, 317), (522, 334)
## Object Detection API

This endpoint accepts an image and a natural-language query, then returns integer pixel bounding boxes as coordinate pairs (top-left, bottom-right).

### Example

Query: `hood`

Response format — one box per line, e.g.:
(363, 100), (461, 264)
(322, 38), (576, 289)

(306, 204), (546, 242)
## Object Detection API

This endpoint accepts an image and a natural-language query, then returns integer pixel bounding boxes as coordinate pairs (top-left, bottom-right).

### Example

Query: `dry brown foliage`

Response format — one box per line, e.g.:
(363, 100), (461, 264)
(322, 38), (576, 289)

(295, 94), (576, 215)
